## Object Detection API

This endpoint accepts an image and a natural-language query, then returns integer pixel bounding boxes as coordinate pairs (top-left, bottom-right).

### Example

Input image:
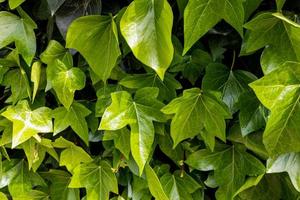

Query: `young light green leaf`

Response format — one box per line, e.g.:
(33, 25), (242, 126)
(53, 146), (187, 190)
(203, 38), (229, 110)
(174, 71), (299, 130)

(13, 190), (49, 200)
(66, 15), (120, 82)
(41, 169), (80, 200)
(99, 88), (166, 173)
(0, 10), (37, 65)
(40, 40), (71, 65)
(120, 0), (174, 79)
(276, 0), (286, 10)
(0, 192), (8, 200)
(161, 88), (231, 148)
(202, 63), (257, 113)
(53, 102), (91, 145)
(69, 160), (118, 200)
(47, 59), (86, 109)
(160, 171), (201, 200)
(145, 164), (169, 200)
(31, 61), (42, 102)
(244, 13), (300, 74)
(120, 73), (182, 101)
(2, 101), (52, 148)
(267, 153), (300, 192)
(9, 0), (25, 9)
(186, 144), (265, 200)
(53, 137), (92, 172)
(183, 0), (244, 54)
(249, 62), (300, 156)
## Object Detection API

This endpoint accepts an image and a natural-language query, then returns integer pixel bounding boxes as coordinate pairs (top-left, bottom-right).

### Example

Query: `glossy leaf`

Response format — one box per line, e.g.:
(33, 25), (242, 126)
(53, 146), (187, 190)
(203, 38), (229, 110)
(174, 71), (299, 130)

(186, 144), (265, 200)
(120, 0), (174, 79)
(161, 88), (231, 149)
(53, 102), (91, 145)
(69, 160), (118, 200)
(66, 15), (120, 82)
(183, 0), (244, 54)
(99, 88), (166, 173)
(250, 62), (300, 156)
(2, 100), (52, 148)
(0, 9), (37, 65)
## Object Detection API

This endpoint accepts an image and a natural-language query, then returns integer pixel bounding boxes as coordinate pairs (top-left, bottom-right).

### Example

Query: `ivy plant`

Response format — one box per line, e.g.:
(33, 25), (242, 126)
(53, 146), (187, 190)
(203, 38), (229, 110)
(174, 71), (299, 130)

(0, 0), (300, 199)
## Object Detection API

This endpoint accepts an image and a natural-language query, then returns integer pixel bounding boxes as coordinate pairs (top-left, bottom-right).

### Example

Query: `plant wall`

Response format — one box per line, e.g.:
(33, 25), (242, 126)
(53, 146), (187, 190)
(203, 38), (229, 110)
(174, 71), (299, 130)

(0, 0), (300, 199)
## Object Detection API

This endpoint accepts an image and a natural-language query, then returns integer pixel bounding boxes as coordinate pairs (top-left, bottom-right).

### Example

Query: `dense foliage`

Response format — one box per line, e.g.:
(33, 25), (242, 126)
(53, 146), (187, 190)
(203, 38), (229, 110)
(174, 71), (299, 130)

(0, 0), (300, 199)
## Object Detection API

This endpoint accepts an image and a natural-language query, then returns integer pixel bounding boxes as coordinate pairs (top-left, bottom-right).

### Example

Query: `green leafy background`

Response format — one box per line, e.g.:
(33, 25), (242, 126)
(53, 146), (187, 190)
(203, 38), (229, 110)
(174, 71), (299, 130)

(0, 0), (300, 199)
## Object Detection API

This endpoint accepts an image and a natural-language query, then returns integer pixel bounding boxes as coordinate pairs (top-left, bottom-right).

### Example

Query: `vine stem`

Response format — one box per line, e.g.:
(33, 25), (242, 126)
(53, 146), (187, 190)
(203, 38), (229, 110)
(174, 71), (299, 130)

(230, 51), (236, 71)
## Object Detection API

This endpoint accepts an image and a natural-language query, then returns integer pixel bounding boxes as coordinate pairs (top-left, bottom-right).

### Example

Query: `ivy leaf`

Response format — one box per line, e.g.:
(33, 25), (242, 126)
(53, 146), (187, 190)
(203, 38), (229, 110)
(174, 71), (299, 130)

(46, 0), (67, 16)
(161, 88), (231, 149)
(103, 128), (131, 159)
(276, 0), (286, 10)
(40, 40), (71, 65)
(2, 100), (52, 148)
(3, 68), (31, 104)
(145, 164), (169, 200)
(41, 169), (80, 200)
(160, 171), (201, 200)
(47, 59), (86, 109)
(31, 61), (42, 102)
(0, 9), (37, 65)
(9, 0), (25, 9)
(21, 138), (58, 172)
(186, 144), (265, 200)
(243, 0), (263, 20)
(183, 0), (244, 54)
(238, 92), (266, 136)
(69, 160), (118, 200)
(120, 0), (174, 79)
(202, 63), (257, 113)
(0, 192), (7, 200)
(243, 13), (300, 74)
(267, 153), (300, 192)
(13, 190), (49, 200)
(120, 73), (182, 101)
(66, 15), (120, 82)
(99, 88), (166, 173)
(53, 137), (92, 172)
(53, 102), (91, 145)
(249, 62), (300, 156)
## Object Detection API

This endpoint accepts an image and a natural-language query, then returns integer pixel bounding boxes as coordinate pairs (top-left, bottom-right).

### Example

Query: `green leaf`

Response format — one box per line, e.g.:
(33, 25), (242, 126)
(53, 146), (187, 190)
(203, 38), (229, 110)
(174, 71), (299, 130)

(238, 92), (266, 136)
(66, 15), (120, 82)
(103, 128), (131, 159)
(53, 137), (92, 172)
(3, 68), (31, 104)
(47, 59), (86, 109)
(183, 0), (244, 54)
(69, 160), (118, 200)
(0, 192), (8, 200)
(243, 0), (263, 20)
(99, 88), (166, 173)
(120, 72), (182, 101)
(249, 62), (300, 156)
(13, 190), (49, 200)
(2, 100), (52, 148)
(31, 61), (42, 102)
(267, 153), (300, 192)
(186, 144), (265, 200)
(0, 10), (37, 65)
(160, 171), (201, 200)
(243, 12), (300, 74)
(21, 138), (58, 171)
(41, 169), (80, 200)
(276, 0), (286, 10)
(145, 164), (169, 200)
(53, 102), (91, 145)
(161, 88), (231, 149)
(40, 40), (71, 65)
(9, 0), (25, 9)
(202, 63), (257, 113)
(120, 0), (174, 79)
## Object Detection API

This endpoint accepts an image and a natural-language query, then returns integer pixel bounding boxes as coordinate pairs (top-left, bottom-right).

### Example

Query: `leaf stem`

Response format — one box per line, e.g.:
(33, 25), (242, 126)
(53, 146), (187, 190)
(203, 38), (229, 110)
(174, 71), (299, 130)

(230, 51), (236, 71)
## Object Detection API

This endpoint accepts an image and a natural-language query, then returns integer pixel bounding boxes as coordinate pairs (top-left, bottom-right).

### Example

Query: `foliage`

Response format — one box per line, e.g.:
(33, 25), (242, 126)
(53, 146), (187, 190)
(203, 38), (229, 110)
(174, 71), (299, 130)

(0, 0), (300, 199)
